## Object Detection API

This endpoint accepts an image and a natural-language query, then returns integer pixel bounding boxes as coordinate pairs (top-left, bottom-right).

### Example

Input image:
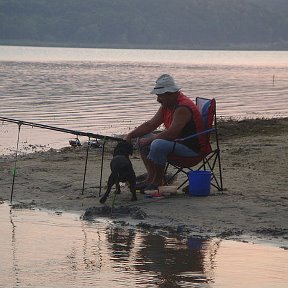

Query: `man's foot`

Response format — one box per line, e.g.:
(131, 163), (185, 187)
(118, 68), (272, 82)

(136, 173), (147, 182)
(135, 181), (149, 191)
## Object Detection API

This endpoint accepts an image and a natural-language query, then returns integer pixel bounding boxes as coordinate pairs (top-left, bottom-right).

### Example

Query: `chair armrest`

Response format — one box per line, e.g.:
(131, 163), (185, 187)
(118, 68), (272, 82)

(175, 128), (215, 143)
(169, 128), (215, 155)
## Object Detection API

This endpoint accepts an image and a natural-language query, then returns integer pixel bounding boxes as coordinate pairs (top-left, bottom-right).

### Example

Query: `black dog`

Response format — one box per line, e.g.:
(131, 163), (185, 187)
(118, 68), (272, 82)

(99, 141), (137, 204)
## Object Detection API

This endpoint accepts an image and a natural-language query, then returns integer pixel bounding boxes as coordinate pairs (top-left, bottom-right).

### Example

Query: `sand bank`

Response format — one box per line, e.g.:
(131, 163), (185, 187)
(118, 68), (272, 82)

(1, 118), (287, 247)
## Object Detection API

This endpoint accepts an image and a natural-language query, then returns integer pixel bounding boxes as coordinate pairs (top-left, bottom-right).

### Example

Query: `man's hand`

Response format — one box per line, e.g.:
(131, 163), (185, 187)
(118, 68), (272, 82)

(138, 136), (154, 148)
(124, 133), (132, 143)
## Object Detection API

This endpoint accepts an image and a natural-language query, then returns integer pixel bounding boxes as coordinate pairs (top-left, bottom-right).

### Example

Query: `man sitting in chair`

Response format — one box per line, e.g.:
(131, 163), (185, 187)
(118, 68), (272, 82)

(125, 74), (206, 191)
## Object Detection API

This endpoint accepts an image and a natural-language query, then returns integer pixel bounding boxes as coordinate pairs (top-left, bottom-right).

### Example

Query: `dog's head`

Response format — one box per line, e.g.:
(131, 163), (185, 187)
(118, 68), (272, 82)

(113, 141), (133, 157)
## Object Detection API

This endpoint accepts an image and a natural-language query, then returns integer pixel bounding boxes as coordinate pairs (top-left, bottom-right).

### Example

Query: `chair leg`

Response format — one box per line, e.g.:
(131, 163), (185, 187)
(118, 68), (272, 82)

(177, 178), (189, 190)
(216, 150), (224, 191)
(200, 151), (223, 191)
(209, 151), (223, 191)
(166, 150), (224, 192)
(164, 163), (188, 185)
(164, 163), (169, 185)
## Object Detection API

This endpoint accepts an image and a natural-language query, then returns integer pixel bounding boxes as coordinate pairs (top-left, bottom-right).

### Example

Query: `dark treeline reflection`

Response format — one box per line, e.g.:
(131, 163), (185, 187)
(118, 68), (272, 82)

(5, 205), (220, 287)
(105, 226), (218, 287)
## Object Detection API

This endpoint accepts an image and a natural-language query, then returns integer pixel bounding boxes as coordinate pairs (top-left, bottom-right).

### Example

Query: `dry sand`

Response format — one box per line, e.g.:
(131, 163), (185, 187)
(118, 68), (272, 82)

(0, 118), (287, 247)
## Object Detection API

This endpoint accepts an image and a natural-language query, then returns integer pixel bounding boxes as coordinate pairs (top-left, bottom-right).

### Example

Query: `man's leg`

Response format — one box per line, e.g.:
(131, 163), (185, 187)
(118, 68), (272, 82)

(138, 138), (199, 189)
(137, 133), (156, 184)
(151, 162), (166, 187)
(139, 152), (165, 187)
(139, 147), (154, 183)
(147, 139), (199, 188)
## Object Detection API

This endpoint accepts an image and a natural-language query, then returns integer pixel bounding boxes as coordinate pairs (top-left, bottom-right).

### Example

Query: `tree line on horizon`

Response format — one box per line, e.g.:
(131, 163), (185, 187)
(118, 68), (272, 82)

(0, 0), (288, 50)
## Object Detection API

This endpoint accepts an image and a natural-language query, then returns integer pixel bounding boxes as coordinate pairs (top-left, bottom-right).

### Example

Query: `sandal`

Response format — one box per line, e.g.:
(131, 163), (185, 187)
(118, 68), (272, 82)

(145, 192), (164, 199)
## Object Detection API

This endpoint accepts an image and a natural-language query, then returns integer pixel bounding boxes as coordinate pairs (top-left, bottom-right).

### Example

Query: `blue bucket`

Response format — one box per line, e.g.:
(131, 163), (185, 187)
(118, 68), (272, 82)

(188, 170), (212, 196)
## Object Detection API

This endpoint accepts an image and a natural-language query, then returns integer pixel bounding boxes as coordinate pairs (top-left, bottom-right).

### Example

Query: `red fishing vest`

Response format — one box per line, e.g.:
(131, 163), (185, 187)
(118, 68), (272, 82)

(162, 92), (208, 154)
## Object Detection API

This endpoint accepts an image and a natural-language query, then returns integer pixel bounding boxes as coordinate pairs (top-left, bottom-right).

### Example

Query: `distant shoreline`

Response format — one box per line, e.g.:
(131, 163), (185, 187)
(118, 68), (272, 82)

(1, 41), (288, 52)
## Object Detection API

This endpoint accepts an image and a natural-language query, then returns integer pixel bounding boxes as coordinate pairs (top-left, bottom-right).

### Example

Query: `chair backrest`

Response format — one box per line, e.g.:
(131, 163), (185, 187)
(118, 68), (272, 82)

(196, 97), (217, 155)
(196, 97), (216, 130)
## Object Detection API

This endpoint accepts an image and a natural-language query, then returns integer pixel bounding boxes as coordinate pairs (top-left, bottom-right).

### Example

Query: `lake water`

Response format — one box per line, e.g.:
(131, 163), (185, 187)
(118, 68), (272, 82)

(0, 46), (288, 154)
(1, 203), (288, 288)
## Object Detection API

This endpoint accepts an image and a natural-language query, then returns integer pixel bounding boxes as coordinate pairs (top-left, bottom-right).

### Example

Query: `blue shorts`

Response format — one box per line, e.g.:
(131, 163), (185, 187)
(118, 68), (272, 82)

(139, 135), (199, 166)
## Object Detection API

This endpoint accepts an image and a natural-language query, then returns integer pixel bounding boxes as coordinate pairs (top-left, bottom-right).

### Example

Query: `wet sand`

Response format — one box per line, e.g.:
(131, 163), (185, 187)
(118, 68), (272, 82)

(0, 118), (287, 247)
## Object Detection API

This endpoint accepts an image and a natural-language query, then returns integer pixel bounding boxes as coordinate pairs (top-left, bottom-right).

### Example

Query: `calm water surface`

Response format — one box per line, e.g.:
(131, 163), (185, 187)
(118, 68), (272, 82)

(0, 203), (287, 288)
(0, 46), (288, 154)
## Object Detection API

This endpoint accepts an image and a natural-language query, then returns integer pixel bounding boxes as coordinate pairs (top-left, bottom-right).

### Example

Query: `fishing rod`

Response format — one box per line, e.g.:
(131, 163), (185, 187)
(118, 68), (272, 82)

(0, 116), (123, 142)
(0, 116), (124, 202)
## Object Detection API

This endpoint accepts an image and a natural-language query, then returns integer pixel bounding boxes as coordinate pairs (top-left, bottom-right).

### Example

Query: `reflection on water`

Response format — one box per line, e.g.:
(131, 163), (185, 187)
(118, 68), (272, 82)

(0, 203), (287, 288)
(0, 46), (288, 155)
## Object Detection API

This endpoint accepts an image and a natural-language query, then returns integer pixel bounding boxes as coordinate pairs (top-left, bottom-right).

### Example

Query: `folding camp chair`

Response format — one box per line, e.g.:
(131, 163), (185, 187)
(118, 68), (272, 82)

(164, 97), (223, 192)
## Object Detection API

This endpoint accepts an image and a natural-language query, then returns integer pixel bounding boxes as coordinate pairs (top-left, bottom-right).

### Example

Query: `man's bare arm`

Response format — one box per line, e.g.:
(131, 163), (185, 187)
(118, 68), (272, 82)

(125, 107), (163, 141)
(154, 106), (191, 141)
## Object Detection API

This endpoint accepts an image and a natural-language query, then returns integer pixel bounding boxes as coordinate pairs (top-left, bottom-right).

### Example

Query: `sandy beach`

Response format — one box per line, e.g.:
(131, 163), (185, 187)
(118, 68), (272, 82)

(1, 118), (287, 247)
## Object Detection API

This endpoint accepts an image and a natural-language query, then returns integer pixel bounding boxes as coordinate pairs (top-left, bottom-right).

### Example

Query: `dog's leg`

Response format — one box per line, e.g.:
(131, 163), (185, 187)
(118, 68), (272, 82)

(99, 172), (117, 204)
(116, 181), (121, 194)
(115, 180), (121, 194)
(111, 178), (120, 209)
(129, 178), (137, 201)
